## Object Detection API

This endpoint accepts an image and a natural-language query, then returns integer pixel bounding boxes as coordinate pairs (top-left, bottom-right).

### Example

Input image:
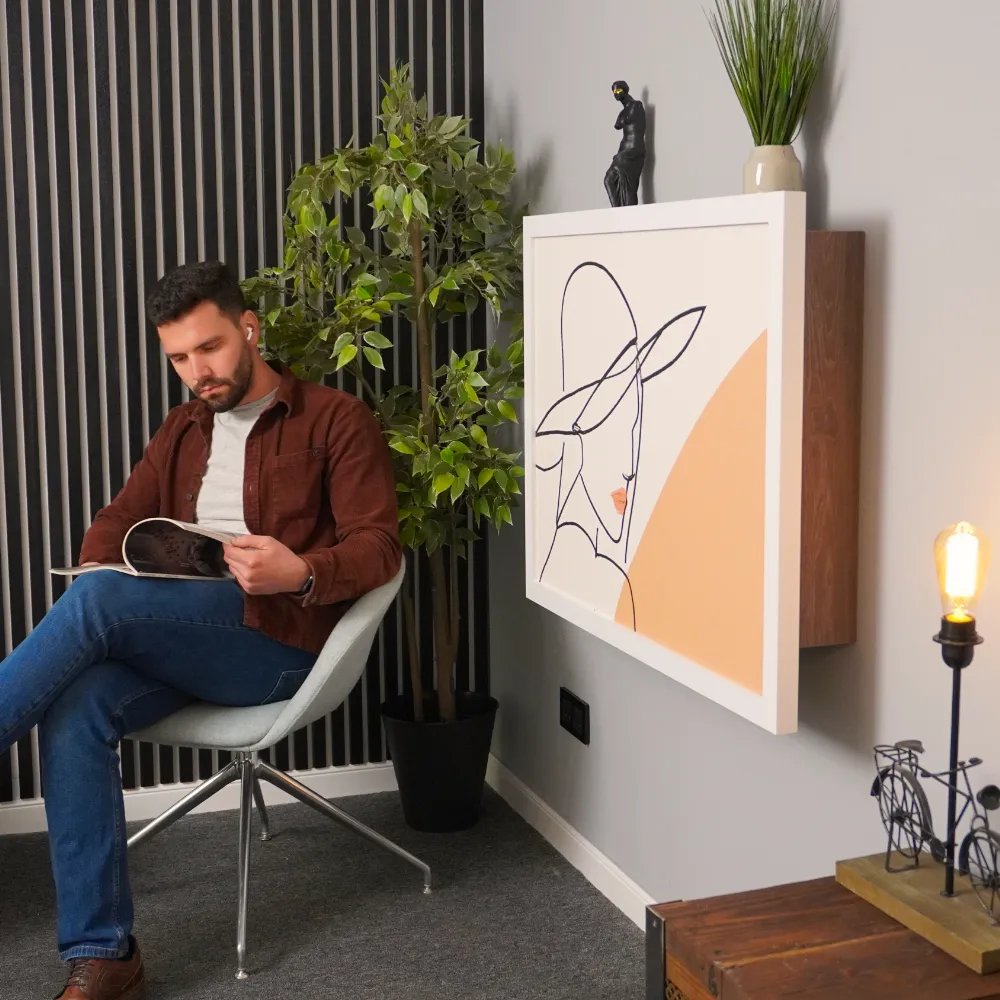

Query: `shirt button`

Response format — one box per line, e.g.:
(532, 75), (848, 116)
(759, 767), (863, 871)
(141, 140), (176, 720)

(185, 492), (194, 501)
(248, 485), (255, 493)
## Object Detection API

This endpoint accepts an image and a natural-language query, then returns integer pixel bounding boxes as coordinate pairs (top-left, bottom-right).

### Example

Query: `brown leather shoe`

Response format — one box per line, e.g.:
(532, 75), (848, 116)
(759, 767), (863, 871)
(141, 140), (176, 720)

(55, 939), (147, 1000)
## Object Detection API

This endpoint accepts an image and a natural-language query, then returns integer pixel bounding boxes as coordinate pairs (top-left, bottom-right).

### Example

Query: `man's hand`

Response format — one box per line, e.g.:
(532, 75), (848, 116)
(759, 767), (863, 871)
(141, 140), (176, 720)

(223, 535), (310, 596)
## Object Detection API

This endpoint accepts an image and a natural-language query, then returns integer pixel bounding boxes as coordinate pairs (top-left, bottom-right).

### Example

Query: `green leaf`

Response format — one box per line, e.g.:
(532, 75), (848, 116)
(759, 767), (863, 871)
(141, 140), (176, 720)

(346, 226), (365, 245)
(450, 478), (465, 503)
(497, 400), (518, 423)
(363, 330), (393, 349)
(363, 346), (385, 370)
(470, 424), (488, 447)
(497, 503), (512, 526)
(402, 192), (413, 224)
(440, 447), (455, 466)
(391, 439), (415, 455)
(336, 344), (358, 369)
(332, 332), (354, 354)
(433, 472), (455, 495)
(412, 189), (429, 218)
(405, 162), (428, 181)
(356, 272), (379, 287)
(478, 468), (494, 488)
(494, 469), (509, 490)
(473, 213), (490, 233)
(388, 132), (404, 149)
(474, 497), (490, 521)
(428, 285), (441, 307)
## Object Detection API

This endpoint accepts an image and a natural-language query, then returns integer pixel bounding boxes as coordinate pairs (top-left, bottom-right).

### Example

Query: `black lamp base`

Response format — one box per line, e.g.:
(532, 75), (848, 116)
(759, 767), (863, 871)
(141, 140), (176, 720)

(933, 614), (983, 897)
(933, 615), (983, 670)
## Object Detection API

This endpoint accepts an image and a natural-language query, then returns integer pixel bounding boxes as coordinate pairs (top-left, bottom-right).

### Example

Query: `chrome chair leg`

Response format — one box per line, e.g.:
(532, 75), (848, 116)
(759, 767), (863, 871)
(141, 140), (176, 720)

(251, 773), (270, 842)
(236, 755), (254, 981)
(127, 760), (240, 850)
(255, 759), (432, 893)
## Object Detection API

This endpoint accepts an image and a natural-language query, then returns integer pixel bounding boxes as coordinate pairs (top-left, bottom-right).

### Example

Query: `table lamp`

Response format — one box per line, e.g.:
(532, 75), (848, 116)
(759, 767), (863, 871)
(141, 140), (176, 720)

(933, 521), (989, 896)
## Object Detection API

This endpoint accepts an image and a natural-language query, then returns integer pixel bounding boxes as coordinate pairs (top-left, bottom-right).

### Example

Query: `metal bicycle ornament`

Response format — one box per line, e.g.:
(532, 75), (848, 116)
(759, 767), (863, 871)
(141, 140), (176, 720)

(872, 740), (1000, 924)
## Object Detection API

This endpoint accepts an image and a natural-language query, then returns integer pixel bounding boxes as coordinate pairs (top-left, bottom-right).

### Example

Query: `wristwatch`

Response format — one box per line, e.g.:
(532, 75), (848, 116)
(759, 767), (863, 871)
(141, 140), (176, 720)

(294, 573), (314, 597)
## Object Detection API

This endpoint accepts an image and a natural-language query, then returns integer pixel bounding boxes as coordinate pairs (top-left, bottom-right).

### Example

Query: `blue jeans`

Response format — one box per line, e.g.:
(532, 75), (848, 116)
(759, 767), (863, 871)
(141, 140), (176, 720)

(0, 571), (316, 961)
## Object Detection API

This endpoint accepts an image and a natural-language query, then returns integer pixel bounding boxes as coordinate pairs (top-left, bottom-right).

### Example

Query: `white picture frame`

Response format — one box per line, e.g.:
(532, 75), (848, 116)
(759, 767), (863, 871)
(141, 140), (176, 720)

(522, 192), (807, 735)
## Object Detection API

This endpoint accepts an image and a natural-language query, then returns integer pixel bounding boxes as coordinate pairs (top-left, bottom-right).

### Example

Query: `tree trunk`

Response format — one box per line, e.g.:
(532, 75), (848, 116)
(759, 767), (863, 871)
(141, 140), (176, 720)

(429, 547), (456, 722)
(402, 575), (424, 723)
(409, 219), (457, 723)
(409, 221), (433, 415)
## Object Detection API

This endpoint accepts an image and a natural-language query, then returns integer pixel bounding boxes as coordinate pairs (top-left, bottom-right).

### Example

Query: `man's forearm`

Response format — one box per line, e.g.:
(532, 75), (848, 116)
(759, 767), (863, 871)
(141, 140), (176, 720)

(298, 528), (402, 607)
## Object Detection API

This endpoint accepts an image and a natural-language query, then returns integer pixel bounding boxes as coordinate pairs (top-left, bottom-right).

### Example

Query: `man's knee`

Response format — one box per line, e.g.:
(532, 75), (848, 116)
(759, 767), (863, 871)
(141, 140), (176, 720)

(62, 569), (132, 605)
(52, 570), (140, 630)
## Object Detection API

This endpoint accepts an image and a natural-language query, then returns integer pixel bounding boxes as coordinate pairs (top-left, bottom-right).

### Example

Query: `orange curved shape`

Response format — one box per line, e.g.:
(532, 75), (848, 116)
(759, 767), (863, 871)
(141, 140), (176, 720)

(615, 331), (767, 693)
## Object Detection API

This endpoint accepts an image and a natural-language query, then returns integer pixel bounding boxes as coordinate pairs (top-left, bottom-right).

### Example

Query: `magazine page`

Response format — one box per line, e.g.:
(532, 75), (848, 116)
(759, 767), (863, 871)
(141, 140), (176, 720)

(51, 564), (135, 577)
(122, 519), (235, 578)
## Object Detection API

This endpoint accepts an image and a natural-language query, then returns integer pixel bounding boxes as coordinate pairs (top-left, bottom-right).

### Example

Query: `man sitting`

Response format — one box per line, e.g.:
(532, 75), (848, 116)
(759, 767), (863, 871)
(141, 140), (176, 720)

(0, 261), (401, 1000)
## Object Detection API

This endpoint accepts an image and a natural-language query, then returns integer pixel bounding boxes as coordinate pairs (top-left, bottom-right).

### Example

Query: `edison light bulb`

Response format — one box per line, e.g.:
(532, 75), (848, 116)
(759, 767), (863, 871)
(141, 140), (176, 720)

(934, 522), (990, 622)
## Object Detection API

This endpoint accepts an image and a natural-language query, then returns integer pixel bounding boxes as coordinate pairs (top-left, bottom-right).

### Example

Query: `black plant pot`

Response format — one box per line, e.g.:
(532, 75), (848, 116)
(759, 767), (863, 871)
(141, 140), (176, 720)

(381, 691), (499, 833)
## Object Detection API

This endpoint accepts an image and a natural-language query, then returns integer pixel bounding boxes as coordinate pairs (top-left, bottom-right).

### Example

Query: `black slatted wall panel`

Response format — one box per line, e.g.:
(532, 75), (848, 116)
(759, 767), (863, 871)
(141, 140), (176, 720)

(0, 0), (488, 808)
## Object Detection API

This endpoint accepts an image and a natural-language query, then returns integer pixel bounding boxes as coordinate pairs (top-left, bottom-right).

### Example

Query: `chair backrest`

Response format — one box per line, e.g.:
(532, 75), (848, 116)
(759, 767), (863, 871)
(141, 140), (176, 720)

(252, 561), (405, 748)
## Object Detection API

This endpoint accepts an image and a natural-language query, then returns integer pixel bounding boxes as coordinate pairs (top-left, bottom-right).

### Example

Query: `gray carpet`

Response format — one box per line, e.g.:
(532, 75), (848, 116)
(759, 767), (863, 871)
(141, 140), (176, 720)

(0, 788), (643, 999)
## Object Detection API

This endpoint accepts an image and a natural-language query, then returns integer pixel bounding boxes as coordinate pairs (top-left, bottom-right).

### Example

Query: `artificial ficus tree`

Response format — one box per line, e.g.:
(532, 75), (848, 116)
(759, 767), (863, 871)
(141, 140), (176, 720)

(243, 65), (524, 724)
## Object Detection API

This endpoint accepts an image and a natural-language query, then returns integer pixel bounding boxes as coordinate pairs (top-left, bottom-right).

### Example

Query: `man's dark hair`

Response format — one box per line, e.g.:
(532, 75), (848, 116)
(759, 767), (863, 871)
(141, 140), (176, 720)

(145, 260), (246, 327)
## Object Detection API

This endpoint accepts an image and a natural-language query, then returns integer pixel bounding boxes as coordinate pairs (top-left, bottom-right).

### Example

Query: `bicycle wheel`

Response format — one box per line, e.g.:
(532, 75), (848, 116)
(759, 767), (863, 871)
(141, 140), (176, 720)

(960, 826), (1000, 924)
(876, 766), (933, 859)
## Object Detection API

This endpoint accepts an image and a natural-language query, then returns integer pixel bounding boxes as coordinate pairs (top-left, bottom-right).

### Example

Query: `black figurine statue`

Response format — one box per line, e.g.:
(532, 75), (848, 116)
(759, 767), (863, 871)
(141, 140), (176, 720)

(604, 80), (646, 208)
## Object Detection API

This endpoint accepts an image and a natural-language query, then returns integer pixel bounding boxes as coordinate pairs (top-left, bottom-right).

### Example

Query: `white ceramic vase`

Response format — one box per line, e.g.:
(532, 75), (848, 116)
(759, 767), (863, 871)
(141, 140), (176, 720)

(742, 145), (804, 194)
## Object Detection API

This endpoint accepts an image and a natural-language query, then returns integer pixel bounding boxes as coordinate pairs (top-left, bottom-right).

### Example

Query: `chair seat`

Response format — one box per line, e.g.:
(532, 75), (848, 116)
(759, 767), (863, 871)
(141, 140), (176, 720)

(131, 700), (289, 752)
(128, 564), (407, 754)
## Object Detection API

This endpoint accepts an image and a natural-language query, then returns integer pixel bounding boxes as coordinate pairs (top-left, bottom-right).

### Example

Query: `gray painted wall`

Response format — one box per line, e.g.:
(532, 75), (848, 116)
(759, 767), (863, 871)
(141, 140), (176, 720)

(484, 0), (1000, 904)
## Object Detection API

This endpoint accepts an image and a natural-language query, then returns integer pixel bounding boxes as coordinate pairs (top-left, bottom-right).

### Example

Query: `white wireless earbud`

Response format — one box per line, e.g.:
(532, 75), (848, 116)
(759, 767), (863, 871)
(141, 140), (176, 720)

(246, 328), (253, 341)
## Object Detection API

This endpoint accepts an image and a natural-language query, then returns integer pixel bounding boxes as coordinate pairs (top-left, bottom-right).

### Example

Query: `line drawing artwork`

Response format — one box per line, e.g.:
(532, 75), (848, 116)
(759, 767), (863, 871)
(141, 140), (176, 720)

(533, 261), (705, 630)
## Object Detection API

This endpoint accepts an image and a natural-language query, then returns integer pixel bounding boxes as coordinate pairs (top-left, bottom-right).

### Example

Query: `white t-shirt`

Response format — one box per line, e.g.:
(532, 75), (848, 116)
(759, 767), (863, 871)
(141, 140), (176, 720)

(195, 389), (277, 536)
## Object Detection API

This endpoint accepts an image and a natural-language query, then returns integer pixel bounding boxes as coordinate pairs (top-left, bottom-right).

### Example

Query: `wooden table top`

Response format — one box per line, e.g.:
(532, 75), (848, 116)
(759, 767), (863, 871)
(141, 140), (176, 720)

(648, 876), (1000, 1000)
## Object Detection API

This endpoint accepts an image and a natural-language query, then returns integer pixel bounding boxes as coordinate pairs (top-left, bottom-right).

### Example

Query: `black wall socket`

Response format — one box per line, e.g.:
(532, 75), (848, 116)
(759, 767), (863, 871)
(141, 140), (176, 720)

(559, 687), (590, 745)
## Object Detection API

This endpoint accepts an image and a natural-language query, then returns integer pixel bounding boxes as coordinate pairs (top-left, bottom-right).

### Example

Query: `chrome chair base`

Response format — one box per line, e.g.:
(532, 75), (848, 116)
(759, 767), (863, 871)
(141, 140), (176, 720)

(127, 752), (431, 979)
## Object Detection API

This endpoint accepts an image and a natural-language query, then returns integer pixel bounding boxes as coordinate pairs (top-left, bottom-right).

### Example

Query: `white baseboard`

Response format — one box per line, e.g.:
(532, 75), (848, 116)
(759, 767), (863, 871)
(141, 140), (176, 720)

(0, 762), (398, 837)
(485, 754), (654, 930)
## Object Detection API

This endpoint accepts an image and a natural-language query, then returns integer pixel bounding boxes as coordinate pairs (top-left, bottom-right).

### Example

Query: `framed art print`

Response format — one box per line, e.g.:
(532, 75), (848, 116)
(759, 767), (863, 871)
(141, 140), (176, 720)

(522, 192), (807, 735)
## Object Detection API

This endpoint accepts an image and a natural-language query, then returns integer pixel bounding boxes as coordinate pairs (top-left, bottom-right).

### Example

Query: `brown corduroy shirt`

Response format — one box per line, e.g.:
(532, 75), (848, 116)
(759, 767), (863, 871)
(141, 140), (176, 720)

(79, 363), (402, 655)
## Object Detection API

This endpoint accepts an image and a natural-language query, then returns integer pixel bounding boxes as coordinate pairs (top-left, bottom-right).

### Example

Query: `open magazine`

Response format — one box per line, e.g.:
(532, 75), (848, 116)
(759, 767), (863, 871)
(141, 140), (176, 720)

(51, 518), (237, 581)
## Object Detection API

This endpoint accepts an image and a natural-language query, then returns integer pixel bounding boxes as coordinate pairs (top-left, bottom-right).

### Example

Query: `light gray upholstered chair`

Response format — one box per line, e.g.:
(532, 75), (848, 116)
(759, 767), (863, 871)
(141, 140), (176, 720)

(125, 563), (429, 980)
